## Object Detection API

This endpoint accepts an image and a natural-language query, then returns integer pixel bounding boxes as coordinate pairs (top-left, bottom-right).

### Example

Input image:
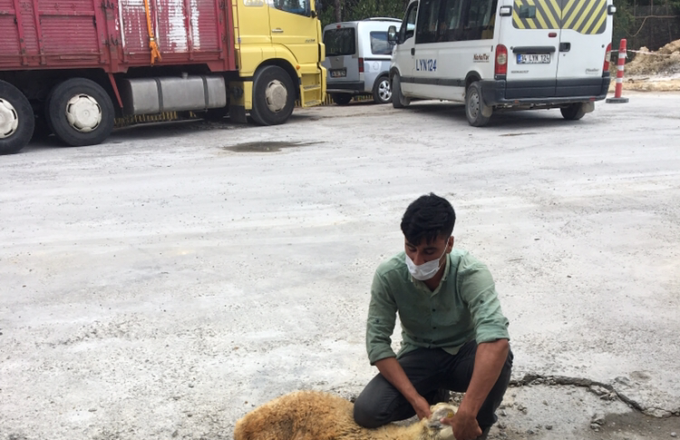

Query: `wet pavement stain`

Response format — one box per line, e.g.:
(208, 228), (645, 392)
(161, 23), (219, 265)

(499, 132), (538, 137)
(223, 141), (319, 153)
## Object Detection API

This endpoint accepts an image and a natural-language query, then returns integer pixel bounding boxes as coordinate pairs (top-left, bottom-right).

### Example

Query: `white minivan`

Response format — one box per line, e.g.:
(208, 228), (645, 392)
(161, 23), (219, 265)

(387, 0), (614, 125)
(322, 18), (402, 105)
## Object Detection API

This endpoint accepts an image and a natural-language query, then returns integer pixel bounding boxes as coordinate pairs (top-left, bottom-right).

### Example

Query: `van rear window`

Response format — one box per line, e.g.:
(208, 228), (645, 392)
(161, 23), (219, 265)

(324, 28), (356, 57)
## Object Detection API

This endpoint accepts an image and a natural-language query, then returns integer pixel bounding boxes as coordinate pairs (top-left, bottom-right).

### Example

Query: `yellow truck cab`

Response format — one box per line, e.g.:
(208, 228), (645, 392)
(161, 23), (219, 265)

(230, 0), (327, 124)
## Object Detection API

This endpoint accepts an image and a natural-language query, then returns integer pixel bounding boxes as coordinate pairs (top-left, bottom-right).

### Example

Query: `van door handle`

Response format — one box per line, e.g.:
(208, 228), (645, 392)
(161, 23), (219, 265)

(559, 42), (571, 52)
(411, 48), (415, 55)
(272, 28), (284, 33)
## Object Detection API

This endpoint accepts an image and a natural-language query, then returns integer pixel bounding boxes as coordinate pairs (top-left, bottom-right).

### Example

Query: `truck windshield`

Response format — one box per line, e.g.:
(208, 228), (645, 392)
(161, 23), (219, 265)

(273, 0), (310, 16)
(323, 28), (356, 57)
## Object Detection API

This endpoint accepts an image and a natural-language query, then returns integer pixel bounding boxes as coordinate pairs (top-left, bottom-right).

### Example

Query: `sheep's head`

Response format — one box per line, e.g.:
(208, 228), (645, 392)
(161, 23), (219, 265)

(422, 402), (458, 440)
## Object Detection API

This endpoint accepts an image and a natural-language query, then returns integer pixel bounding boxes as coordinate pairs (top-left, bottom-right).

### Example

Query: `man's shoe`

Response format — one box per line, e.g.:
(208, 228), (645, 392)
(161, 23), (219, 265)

(476, 425), (491, 440)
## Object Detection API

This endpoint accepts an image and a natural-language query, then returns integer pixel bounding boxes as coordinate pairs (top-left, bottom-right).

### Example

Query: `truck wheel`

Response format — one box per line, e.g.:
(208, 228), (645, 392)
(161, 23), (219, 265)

(250, 66), (295, 126)
(465, 82), (492, 127)
(560, 103), (586, 120)
(392, 73), (410, 108)
(46, 78), (115, 147)
(0, 80), (35, 155)
(372, 76), (392, 104)
(331, 93), (352, 106)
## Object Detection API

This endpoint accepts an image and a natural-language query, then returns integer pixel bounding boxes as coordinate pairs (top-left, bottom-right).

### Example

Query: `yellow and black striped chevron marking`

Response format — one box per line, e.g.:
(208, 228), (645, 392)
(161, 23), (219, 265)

(561, 0), (607, 34)
(512, 0), (607, 34)
(513, 0), (562, 31)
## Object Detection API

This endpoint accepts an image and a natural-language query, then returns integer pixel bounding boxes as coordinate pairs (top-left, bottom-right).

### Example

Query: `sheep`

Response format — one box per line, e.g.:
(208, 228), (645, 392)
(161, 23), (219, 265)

(233, 390), (458, 440)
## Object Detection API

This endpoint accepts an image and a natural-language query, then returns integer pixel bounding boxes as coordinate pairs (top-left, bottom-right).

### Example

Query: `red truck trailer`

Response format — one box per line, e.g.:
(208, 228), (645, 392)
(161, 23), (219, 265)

(0, 0), (325, 154)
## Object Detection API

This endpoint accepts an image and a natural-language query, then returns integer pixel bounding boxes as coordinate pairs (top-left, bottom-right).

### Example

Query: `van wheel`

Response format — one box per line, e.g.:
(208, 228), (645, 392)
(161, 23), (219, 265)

(392, 73), (410, 108)
(560, 103), (586, 120)
(46, 78), (115, 147)
(465, 82), (492, 127)
(0, 80), (35, 155)
(331, 94), (352, 106)
(250, 66), (295, 125)
(372, 76), (392, 104)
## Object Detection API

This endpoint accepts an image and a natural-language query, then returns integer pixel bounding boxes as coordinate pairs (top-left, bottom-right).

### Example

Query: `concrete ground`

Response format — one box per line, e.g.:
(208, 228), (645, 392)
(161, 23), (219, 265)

(1, 92), (679, 440)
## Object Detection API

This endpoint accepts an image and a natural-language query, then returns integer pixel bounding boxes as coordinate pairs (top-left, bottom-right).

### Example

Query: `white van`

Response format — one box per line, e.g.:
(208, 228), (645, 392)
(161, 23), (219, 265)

(387, 0), (614, 125)
(322, 18), (402, 105)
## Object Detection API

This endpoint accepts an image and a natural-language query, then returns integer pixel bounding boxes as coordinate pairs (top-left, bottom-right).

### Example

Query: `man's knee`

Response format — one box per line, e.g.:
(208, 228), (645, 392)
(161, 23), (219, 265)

(353, 396), (385, 429)
(499, 349), (513, 381)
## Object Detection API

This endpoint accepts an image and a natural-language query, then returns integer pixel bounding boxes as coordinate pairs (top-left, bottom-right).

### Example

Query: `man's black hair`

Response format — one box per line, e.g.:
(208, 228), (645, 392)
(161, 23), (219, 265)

(400, 193), (456, 245)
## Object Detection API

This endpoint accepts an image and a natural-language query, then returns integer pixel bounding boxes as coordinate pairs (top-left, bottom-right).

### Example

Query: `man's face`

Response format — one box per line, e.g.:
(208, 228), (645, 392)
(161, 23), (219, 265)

(404, 234), (453, 266)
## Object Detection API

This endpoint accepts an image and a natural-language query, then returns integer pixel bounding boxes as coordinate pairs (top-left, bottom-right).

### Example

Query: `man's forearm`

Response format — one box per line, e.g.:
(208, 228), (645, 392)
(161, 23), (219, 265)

(458, 339), (509, 417)
(374, 357), (421, 404)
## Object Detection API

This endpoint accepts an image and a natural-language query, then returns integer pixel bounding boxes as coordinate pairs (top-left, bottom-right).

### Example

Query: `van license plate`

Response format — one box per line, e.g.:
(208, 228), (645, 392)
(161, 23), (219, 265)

(330, 68), (347, 78)
(517, 54), (551, 64)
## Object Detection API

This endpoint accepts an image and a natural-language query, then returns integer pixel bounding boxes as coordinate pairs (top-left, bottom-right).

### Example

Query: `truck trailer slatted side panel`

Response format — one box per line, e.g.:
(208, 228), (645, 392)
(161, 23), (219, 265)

(0, 0), (236, 72)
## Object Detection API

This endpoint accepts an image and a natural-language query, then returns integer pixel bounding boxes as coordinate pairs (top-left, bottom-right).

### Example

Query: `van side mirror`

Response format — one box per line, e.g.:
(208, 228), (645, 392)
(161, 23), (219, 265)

(388, 25), (398, 44)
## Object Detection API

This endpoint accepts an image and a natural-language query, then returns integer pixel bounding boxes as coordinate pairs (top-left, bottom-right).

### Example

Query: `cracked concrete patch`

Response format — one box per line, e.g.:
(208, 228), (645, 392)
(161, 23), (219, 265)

(479, 383), (680, 440)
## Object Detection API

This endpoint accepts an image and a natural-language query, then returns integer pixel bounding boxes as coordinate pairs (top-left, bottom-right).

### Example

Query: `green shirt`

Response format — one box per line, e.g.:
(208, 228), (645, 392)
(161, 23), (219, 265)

(366, 249), (510, 365)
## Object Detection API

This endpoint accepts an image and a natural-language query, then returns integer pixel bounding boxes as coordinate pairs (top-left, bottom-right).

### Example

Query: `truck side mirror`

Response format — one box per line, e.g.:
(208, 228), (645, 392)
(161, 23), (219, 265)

(388, 25), (398, 44)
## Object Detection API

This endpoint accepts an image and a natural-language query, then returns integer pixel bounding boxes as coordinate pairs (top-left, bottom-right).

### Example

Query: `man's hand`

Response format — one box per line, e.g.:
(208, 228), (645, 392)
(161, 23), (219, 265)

(441, 410), (482, 440)
(375, 357), (434, 420)
(408, 394), (432, 420)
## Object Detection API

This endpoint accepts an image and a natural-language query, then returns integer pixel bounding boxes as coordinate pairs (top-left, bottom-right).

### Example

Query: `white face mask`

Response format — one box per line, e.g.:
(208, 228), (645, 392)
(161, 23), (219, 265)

(405, 242), (448, 281)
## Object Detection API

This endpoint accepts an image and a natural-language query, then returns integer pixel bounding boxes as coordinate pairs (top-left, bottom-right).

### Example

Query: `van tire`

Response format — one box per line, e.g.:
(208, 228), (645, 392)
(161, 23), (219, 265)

(331, 94), (352, 106)
(372, 76), (392, 104)
(465, 82), (492, 127)
(0, 80), (35, 155)
(251, 66), (296, 126)
(392, 73), (410, 108)
(46, 78), (115, 147)
(560, 103), (586, 120)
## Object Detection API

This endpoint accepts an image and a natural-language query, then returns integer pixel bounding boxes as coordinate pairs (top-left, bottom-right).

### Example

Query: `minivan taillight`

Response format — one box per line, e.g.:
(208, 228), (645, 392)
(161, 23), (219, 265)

(358, 57), (364, 73)
(604, 42), (612, 73)
(495, 45), (508, 76)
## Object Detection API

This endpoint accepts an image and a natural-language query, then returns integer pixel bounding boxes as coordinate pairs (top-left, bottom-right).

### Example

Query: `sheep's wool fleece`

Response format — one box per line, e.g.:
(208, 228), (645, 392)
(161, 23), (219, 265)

(233, 390), (457, 440)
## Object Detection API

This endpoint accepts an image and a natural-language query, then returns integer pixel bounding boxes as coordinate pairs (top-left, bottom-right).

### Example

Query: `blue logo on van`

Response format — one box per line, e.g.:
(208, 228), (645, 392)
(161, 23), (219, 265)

(415, 59), (437, 72)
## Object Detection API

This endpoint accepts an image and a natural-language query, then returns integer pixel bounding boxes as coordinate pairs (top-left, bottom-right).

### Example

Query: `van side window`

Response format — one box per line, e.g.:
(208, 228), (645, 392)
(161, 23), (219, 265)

(273, 0), (310, 16)
(401, 3), (418, 42)
(440, 0), (497, 42)
(415, 0), (442, 44)
(370, 32), (395, 55)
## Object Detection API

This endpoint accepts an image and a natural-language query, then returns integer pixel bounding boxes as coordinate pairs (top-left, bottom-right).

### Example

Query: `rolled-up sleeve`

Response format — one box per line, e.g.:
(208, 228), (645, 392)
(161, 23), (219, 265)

(366, 271), (398, 365)
(459, 263), (510, 344)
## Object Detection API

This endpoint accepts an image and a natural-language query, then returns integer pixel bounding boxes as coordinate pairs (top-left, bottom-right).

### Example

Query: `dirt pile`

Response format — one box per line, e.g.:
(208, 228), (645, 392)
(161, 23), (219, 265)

(625, 39), (680, 76)
(606, 39), (680, 91)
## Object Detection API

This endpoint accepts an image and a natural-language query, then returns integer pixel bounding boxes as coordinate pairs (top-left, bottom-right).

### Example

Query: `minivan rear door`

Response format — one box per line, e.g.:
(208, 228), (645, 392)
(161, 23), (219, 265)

(555, 0), (612, 96)
(322, 25), (360, 86)
(502, 0), (561, 98)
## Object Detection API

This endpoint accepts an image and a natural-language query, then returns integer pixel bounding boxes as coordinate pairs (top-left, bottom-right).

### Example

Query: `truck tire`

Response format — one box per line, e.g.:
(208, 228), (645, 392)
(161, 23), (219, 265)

(0, 80), (35, 155)
(392, 73), (410, 108)
(250, 66), (295, 126)
(372, 76), (392, 104)
(331, 93), (352, 106)
(46, 78), (115, 147)
(560, 103), (586, 120)
(465, 82), (492, 127)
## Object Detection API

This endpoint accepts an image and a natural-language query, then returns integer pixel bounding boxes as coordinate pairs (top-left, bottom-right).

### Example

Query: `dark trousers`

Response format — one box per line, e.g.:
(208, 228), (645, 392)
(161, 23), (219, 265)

(353, 341), (513, 429)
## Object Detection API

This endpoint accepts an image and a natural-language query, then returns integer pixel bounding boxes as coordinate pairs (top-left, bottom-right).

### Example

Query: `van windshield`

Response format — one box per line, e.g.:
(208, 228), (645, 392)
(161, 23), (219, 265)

(324, 28), (356, 57)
